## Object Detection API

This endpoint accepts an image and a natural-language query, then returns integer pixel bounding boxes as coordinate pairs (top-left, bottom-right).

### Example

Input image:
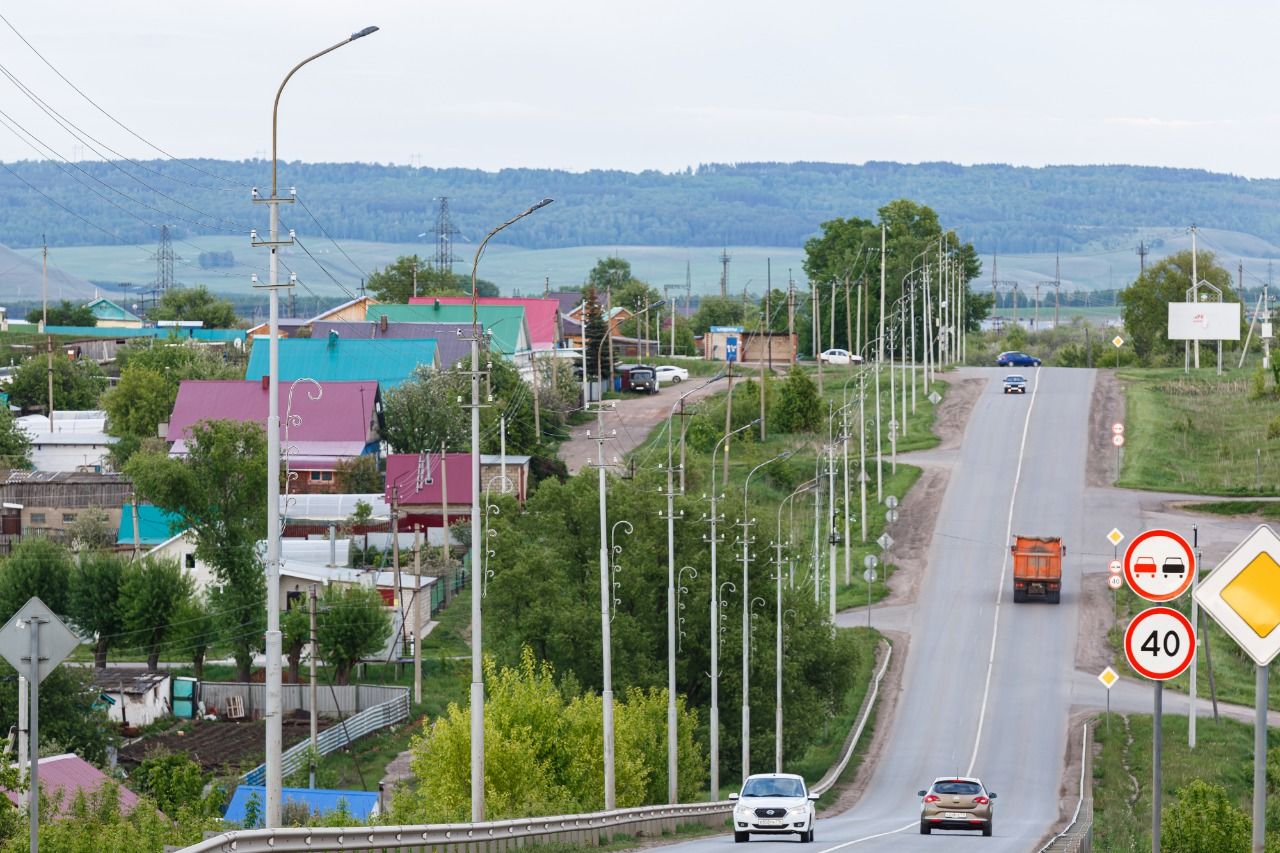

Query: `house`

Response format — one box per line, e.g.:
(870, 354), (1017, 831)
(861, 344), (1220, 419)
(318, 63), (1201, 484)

(4, 754), (140, 816)
(408, 296), (562, 351)
(244, 336), (438, 391)
(561, 315), (657, 360)
(384, 452), (530, 530)
(83, 296), (143, 329)
(310, 321), (471, 371)
(91, 668), (172, 727)
(702, 328), (798, 364)
(116, 502), (181, 550)
(364, 303), (531, 357)
(16, 411), (117, 473)
(245, 295), (380, 341)
(223, 784), (380, 826)
(165, 379), (382, 493)
(0, 470), (133, 544)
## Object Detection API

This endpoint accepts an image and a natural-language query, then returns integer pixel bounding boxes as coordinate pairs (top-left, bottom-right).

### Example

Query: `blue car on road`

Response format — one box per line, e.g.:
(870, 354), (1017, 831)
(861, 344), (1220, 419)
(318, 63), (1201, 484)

(996, 350), (1042, 367)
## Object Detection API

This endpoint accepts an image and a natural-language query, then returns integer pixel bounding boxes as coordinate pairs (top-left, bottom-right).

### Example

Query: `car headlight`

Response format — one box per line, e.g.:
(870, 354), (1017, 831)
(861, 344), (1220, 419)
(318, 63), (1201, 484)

(788, 805), (809, 817)
(735, 805), (753, 817)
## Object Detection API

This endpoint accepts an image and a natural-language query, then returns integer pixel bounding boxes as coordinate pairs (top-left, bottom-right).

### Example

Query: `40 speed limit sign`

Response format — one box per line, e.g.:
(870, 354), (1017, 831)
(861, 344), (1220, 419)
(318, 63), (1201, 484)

(1124, 606), (1196, 681)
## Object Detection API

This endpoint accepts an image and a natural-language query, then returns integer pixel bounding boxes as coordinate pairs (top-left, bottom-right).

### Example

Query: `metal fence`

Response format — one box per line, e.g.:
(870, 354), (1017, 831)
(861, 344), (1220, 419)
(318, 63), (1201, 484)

(1039, 722), (1094, 853)
(201, 682), (407, 719)
(241, 690), (411, 787)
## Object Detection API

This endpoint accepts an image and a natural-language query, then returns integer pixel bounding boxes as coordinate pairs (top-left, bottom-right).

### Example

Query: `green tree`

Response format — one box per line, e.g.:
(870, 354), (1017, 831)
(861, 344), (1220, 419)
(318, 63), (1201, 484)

(582, 286), (611, 380)
(126, 419), (267, 681)
(335, 454), (382, 493)
(102, 366), (175, 441)
(1119, 250), (1238, 365)
(119, 556), (193, 670)
(130, 752), (218, 818)
(691, 296), (746, 335)
(6, 352), (107, 412)
(13, 781), (221, 851)
(0, 408), (31, 471)
(169, 592), (218, 680)
(587, 257), (633, 292)
(380, 366), (468, 454)
(316, 585), (391, 684)
(65, 551), (126, 668)
(65, 506), (115, 552)
(26, 299), (96, 327)
(774, 365), (821, 433)
(0, 660), (114, 764)
(282, 597), (311, 683)
(0, 537), (72, 620)
(1162, 778), (1250, 853)
(366, 255), (498, 302)
(150, 284), (238, 328)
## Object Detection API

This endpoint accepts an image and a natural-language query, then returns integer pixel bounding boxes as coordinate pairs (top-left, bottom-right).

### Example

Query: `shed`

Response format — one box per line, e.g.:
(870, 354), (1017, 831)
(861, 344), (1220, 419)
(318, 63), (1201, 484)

(91, 668), (172, 727)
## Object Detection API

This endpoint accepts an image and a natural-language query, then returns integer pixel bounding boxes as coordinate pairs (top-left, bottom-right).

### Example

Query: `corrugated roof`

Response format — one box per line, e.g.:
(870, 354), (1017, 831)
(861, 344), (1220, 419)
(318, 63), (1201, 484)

(4, 754), (139, 816)
(310, 321), (471, 369)
(90, 668), (169, 695)
(365, 304), (528, 355)
(223, 784), (379, 825)
(168, 380), (378, 444)
(384, 452), (473, 506)
(46, 326), (246, 342)
(245, 338), (437, 390)
(116, 503), (182, 546)
(408, 296), (560, 348)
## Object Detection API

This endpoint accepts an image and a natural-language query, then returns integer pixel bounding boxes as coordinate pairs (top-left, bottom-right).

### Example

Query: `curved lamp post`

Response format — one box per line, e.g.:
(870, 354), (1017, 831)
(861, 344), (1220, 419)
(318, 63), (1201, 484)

(255, 24), (378, 829)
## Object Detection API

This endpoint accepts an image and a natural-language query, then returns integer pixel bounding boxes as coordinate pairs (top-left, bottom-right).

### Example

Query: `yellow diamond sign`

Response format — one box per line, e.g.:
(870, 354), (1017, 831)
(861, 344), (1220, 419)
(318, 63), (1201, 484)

(1107, 528), (1125, 547)
(1097, 666), (1119, 689)
(1112, 336), (1125, 348)
(1195, 525), (1280, 665)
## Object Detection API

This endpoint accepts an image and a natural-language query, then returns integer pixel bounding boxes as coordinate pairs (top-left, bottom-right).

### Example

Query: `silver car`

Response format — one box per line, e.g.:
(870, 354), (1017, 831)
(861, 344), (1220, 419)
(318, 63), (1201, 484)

(730, 772), (818, 843)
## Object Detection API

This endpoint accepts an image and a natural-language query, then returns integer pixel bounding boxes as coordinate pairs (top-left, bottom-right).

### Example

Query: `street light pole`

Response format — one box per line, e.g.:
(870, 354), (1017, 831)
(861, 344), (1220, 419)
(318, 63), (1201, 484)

(469, 197), (553, 821)
(253, 25), (378, 828)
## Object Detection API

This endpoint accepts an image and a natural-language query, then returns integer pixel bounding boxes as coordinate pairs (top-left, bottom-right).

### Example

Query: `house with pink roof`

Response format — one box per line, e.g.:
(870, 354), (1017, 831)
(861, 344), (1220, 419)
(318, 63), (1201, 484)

(165, 379), (382, 493)
(384, 452), (530, 529)
(6, 753), (140, 816)
(407, 295), (562, 351)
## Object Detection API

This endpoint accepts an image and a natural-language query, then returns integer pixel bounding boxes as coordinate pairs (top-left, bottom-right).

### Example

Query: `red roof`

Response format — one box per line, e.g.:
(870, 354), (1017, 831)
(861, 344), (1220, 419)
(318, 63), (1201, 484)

(168, 380), (379, 444)
(407, 296), (560, 348)
(385, 452), (473, 506)
(5, 754), (140, 816)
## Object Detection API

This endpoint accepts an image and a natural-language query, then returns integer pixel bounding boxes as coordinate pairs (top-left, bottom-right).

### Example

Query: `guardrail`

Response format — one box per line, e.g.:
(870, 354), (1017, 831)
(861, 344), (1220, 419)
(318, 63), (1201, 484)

(240, 689), (411, 787)
(179, 640), (892, 853)
(1038, 721), (1094, 852)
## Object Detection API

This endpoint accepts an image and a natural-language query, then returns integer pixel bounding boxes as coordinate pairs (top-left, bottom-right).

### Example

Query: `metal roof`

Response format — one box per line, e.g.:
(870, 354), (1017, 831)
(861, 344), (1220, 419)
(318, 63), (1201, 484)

(168, 380), (378, 444)
(245, 337), (438, 390)
(408, 295), (560, 349)
(365, 303), (528, 355)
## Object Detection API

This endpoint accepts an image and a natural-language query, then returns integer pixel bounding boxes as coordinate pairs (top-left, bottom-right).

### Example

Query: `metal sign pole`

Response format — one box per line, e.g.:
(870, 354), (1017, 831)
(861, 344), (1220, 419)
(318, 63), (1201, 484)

(27, 616), (41, 853)
(1254, 664), (1268, 853)
(1152, 681), (1162, 853)
(1189, 526), (1198, 749)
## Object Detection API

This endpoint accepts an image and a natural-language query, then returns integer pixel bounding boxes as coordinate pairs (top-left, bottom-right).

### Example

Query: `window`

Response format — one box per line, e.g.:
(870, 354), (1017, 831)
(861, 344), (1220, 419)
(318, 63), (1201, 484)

(185, 554), (196, 569)
(934, 781), (982, 796)
(309, 471), (333, 482)
(29, 513), (46, 525)
(62, 513), (76, 524)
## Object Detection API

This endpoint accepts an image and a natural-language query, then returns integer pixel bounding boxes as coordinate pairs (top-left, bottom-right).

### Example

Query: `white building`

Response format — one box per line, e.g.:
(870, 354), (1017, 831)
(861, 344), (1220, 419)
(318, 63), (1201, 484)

(16, 411), (117, 472)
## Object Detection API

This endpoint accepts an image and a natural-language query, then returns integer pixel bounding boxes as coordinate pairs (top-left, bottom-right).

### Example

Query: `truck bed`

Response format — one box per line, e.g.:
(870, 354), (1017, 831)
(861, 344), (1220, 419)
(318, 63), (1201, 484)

(1011, 535), (1064, 603)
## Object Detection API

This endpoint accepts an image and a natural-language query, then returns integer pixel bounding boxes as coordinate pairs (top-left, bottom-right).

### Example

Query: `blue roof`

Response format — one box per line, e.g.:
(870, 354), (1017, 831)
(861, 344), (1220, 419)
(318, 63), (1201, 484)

(223, 785), (380, 825)
(245, 337), (438, 390)
(46, 326), (246, 343)
(85, 297), (142, 324)
(116, 503), (183, 546)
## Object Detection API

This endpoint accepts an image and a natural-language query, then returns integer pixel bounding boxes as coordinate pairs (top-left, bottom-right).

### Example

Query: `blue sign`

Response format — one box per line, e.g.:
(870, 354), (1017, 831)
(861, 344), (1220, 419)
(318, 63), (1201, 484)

(709, 325), (745, 334)
(726, 335), (738, 363)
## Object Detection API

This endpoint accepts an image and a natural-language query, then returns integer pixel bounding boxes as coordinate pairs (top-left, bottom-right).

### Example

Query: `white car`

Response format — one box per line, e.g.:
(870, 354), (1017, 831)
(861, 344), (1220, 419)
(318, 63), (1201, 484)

(819, 348), (862, 365)
(655, 365), (689, 384)
(730, 772), (818, 843)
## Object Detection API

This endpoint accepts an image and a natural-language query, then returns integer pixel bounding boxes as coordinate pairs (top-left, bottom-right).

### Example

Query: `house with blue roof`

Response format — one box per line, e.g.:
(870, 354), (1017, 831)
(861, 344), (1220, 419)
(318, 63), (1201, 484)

(84, 297), (143, 329)
(245, 334), (438, 390)
(223, 785), (380, 826)
(116, 502), (183, 549)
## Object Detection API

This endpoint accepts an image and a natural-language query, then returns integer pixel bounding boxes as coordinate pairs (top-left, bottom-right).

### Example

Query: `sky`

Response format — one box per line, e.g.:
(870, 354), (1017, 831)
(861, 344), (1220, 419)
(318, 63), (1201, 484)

(2, 1), (1280, 177)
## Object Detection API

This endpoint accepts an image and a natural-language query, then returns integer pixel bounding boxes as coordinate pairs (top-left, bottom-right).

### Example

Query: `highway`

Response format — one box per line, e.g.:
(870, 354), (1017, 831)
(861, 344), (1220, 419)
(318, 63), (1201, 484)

(664, 367), (1096, 851)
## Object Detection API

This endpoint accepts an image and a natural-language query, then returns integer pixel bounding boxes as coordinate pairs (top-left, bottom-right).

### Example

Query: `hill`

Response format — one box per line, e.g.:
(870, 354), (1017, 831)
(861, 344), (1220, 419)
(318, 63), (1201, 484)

(0, 242), (95, 303)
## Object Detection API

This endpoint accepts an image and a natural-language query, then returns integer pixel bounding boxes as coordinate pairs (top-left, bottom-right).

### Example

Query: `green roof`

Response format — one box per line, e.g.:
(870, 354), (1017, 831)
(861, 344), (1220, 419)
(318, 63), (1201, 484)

(365, 303), (529, 355)
(116, 503), (182, 547)
(85, 297), (141, 323)
(245, 337), (438, 389)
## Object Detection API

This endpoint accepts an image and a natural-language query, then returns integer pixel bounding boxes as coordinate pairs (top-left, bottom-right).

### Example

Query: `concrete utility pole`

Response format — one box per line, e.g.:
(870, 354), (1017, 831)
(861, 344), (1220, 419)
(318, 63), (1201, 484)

(590, 401), (618, 809)
(787, 274), (796, 363)
(413, 526), (423, 704)
(252, 25), (379, 827)
(813, 282), (823, 394)
(309, 584), (318, 789)
(42, 240), (52, 430)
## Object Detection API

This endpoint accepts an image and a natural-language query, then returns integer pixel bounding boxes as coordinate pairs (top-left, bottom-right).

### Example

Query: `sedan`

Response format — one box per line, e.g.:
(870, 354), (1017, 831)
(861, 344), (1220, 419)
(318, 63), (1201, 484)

(919, 777), (996, 836)
(730, 773), (818, 843)
(655, 365), (689, 384)
(996, 351), (1041, 367)
(819, 348), (863, 365)
(1002, 374), (1027, 394)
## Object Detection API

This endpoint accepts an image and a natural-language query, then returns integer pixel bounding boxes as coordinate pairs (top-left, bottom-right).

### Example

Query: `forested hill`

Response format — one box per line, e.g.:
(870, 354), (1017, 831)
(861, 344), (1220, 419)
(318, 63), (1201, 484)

(4, 158), (1280, 253)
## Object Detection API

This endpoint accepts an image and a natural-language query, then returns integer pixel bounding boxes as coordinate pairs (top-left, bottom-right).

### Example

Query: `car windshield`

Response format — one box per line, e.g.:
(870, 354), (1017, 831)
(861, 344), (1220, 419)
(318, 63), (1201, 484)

(1005, 375), (1025, 382)
(933, 781), (982, 796)
(742, 777), (805, 798)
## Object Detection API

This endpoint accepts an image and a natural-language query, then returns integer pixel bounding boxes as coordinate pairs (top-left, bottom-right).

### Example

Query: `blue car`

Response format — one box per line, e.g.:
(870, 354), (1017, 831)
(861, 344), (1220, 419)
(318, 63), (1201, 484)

(996, 350), (1041, 367)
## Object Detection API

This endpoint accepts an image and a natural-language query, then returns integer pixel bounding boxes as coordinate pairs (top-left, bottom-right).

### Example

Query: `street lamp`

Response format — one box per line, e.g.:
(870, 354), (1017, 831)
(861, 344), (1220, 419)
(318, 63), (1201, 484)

(253, 23), (378, 829)
(468, 197), (553, 821)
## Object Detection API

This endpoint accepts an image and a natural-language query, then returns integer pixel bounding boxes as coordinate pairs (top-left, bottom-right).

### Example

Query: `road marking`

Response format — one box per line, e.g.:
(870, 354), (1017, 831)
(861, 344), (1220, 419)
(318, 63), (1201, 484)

(967, 366), (1042, 776)
(816, 821), (915, 851)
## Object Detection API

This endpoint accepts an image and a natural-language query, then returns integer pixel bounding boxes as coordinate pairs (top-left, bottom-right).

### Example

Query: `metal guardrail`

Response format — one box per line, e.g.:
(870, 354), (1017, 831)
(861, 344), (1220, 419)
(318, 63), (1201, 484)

(241, 690), (411, 787)
(180, 639), (892, 853)
(1038, 721), (1094, 852)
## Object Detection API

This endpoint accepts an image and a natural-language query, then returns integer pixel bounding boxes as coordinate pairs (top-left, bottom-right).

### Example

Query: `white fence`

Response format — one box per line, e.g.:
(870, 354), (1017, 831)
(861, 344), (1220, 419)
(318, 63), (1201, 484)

(201, 682), (407, 719)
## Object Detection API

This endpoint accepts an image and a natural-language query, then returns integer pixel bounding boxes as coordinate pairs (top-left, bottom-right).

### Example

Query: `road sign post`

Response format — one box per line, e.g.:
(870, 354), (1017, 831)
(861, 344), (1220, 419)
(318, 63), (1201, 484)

(1098, 666), (1119, 736)
(863, 554), (878, 627)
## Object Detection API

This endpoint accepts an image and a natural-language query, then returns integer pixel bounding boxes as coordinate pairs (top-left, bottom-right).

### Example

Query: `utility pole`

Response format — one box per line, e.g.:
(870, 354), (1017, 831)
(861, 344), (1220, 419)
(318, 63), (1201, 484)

(439, 444), (449, 594)
(826, 434), (836, 619)
(590, 403), (617, 809)
(814, 283), (823, 394)
(662, 440), (680, 803)
(390, 487), (404, 642)
(309, 585), (318, 788)
(723, 361), (734, 482)
(787, 274), (796, 364)
(42, 239), (52, 430)
(1137, 240), (1149, 277)
(413, 526), (423, 705)
(719, 247), (731, 297)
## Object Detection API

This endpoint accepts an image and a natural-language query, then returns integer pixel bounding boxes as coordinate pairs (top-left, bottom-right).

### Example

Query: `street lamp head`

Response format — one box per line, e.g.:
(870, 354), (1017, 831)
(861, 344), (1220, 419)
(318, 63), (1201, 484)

(350, 26), (380, 40)
(530, 197), (555, 212)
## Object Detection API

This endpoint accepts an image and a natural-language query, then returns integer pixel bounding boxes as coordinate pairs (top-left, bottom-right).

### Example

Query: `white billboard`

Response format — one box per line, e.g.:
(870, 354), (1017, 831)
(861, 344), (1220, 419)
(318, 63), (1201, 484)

(1168, 302), (1241, 341)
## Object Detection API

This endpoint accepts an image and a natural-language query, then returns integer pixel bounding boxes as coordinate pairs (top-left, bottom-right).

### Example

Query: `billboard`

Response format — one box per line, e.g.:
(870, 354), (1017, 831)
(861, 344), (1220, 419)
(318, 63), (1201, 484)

(1167, 302), (1241, 341)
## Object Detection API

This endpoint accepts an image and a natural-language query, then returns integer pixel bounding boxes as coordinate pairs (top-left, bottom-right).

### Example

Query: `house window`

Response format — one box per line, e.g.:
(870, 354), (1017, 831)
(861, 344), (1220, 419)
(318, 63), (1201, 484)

(29, 513), (46, 525)
(62, 513), (76, 524)
(309, 471), (333, 482)
(185, 554), (196, 569)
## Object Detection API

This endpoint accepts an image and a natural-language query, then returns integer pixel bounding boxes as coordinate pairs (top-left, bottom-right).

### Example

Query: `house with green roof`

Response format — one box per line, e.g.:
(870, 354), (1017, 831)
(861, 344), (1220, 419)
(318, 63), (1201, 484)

(84, 297), (143, 329)
(365, 303), (529, 356)
(245, 334), (438, 390)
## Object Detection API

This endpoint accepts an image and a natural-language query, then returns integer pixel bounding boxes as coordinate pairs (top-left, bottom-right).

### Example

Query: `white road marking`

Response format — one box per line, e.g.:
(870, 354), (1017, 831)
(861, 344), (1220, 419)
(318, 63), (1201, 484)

(816, 821), (915, 851)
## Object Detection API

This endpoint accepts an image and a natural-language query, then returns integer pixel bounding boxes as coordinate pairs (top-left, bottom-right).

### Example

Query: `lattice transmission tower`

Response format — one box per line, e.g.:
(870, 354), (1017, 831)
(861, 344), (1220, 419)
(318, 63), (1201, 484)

(434, 197), (460, 276)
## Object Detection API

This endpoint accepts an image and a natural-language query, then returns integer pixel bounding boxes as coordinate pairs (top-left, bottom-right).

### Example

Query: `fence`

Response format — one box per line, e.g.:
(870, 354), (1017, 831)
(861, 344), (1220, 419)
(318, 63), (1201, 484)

(201, 682), (407, 720)
(177, 640), (893, 853)
(1038, 721), (1094, 852)
(241, 689), (411, 787)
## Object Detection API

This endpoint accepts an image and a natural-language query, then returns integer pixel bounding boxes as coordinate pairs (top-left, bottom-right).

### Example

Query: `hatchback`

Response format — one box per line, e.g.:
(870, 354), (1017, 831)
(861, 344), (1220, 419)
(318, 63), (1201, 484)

(919, 777), (996, 836)
(996, 351), (1041, 367)
(730, 773), (818, 843)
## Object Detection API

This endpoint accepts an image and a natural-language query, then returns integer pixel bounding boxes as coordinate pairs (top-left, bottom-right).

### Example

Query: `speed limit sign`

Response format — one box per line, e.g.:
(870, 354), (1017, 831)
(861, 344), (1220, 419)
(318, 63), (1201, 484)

(1124, 606), (1195, 681)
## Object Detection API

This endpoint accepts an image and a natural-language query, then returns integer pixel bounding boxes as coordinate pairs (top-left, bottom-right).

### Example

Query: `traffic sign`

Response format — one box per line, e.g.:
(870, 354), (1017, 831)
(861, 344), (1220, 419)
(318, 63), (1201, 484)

(877, 532), (894, 550)
(1107, 528), (1125, 547)
(0, 597), (80, 684)
(1123, 528), (1196, 602)
(857, 471), (870, 484)
(1112, 434), (1125, 447)
(1124, 606), (1196, 681)
(1112, 335), (1125, 348)
(1108, 560), (1123, 575)
(863, 554), (878, 570)
(1097, 666), (1120, 689)
(863, 568), (878, 584)
(1112, 422), (1125, 435)
(885, 509), (899, 524)
(885, 495), (899, 509)
(1194, 524), (1280, 666)
(928, 391), (941, 405)
(1108, 574), (1124, 590)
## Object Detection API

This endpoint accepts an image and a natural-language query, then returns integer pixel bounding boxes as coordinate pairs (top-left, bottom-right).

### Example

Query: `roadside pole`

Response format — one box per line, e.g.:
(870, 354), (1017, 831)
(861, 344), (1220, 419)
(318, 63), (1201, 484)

(27, 615), (40, 853)
(1189, 524), (1197, 748)
(1153, 682), (1162, 853)
(1254, 665), (1268, 853)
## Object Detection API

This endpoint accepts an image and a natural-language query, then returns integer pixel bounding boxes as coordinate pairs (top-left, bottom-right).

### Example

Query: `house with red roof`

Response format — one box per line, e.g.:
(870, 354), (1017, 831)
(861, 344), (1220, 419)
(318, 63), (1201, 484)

(384, 452), (530, 528)
(407, 295), (562, 351)
(5, 753), (140, 816)
(165, 379), (382, 493)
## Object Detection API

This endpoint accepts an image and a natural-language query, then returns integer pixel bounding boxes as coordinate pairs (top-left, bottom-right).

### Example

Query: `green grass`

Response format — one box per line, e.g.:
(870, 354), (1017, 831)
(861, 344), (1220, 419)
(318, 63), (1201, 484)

(1183, 499), (1280, 520)
(1117, 367), (1280, 495)
(1092, 712), (1276, 852)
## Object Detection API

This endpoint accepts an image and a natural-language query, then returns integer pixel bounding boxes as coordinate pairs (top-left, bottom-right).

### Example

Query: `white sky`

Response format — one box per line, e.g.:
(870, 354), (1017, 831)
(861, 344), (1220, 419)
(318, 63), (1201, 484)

(1, 1), (1279, 177)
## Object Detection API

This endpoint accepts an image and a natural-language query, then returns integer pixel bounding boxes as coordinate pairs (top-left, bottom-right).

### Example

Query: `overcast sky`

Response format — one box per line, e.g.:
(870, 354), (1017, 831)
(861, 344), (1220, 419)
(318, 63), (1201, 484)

(2, 1), (1279, 177)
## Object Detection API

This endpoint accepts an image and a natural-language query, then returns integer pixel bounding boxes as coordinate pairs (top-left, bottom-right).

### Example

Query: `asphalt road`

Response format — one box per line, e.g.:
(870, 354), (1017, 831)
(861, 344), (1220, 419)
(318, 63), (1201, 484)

(665, 367), (1097, 852)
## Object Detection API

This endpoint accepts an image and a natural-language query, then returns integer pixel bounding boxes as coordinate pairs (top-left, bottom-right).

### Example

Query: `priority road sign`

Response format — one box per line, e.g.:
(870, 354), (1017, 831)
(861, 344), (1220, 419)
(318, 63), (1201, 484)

(1108, 528), (1125, 547)
(1112, 422), (1125, 435)
(928, 391), (941, 405)
(1123, 528), (1196, 602)
(1194, 524), (1280, 666)
(0, 597), (79, 684)
(1109, 560), (1123, 575)
(1112, 434), (1125, 447)
(1124, 606), (1196, 680)
(1098, 666), (1120, 689)
(1112, 335), (1125, 348)
(1108, 574), (1124, 590)
(877, 532), (894, 550)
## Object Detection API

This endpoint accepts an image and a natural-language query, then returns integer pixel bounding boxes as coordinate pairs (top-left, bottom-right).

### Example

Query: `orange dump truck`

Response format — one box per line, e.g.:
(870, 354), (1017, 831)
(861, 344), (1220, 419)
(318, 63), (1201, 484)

(1010, 536), (1065, 603)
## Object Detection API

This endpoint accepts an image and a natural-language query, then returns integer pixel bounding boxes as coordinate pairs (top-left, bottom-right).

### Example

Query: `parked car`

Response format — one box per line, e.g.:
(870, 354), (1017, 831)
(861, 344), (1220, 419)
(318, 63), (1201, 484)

(819, 348), (862, 365)
(627, 366), (659, 394)
(919, 777), (996, 836)
(996, 351), (1041, 367)
(1002, 375), (1027, 394)
(655, 365), (689, 384)
(730, 773), (818, 843)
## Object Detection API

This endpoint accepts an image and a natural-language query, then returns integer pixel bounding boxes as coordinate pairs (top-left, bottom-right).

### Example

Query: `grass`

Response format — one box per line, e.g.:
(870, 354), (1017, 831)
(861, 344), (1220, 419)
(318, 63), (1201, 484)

(1091, 712), (1276, 851)
(1184, 499), (1280, 520)
(1117, 367), (1280, 495)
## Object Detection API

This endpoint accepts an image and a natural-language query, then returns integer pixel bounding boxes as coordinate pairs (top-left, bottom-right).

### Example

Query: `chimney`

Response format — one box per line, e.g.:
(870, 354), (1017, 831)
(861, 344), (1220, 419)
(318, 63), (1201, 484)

(261, 375), (269, 390)
(379, 315), (388, 333)
(328, 330), (340, 349)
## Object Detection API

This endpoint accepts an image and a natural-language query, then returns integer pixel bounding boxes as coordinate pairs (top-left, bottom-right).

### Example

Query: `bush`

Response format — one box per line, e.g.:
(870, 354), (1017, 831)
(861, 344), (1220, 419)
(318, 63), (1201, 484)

(1162, 778), (1250, 853)
(773, 366), (821, 433)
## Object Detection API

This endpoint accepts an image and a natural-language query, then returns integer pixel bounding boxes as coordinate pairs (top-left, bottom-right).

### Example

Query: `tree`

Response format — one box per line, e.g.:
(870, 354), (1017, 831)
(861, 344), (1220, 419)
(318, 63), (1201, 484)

(150, 285), (238, 328)
(1119, 250), (1239, 366)
(380, 366), (469, 454)
(691, 296), (746, 335)
(169, 592), (218, 680)
(349, 500), (373, 560)
(282, 597), (311, 683)
(0, 537), (72, 620)
(102, 366), (176, 441)
(0, 408), (31, 471)
(1162, 779), (1250, 853)
(582, 286), (611, 380)
(130, 752), (220, 818)
(587, 257), (633, 292)
(5, 352), (107, 412)
(773, 365), (821, 433)
(0, 660), (114, 764)
(316, 585), (391, 684)
(65, 551), (126, 668)
(119, 556), (193, 670)
(66, 506), (115, 552)
(366, 255), (497, 302)
(335, 454), (382, 493)
(126, 419), (267, 681)
(26, 299), (96, 327)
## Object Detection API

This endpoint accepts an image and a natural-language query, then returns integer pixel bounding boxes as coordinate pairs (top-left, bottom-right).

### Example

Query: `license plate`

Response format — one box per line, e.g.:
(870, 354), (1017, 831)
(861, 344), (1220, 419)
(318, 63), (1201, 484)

(944, 812), (968, 820)
(755, 819), (784, 826)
